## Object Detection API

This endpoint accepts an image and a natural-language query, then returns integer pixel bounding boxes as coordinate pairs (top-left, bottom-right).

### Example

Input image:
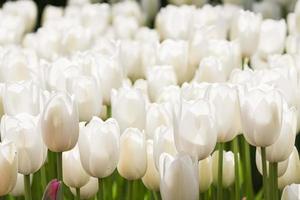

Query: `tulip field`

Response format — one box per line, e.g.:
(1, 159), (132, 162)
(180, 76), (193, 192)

(1, 0), (300, 200)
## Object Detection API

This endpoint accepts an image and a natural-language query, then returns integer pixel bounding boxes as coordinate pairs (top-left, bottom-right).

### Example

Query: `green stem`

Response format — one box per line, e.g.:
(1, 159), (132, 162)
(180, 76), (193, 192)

(102, 178), (105, 200)
(98, 178), (102, 200)
(217, 143), (224, 200)
(126, 180), (133, 200)
(24, 174), (32, 200)
(56, 152), (63, 200)
(269, 162), (274, 200)
(261, 147), (268, 200)
(242, 137), (254, 199)
(233, 137), (240, 200)
(152, 191), (159, 200)
(272, 162), (278, 200)
(41, 165), (47, 190)
(76, 188), (80, 200)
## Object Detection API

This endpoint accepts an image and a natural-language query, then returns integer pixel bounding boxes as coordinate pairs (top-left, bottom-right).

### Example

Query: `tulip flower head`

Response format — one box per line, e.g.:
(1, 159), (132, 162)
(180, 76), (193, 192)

(41, 92), (79, 152)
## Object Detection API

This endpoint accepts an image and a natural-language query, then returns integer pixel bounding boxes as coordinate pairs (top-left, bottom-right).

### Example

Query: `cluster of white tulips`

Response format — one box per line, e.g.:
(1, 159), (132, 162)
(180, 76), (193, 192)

(1, 0), (300, 200)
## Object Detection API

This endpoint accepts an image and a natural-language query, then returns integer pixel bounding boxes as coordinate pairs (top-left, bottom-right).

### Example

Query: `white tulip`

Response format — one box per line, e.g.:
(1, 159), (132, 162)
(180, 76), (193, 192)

(117, 128), (147, 180)
(81, 3), (110, 39)
(278, 147), (300, 189)
(66, 75), (102, 121)
(181, 82), (210, 101)
(239, 85), (283, 147)
(198, 156), (213, 192)
(135, 27), (160, 43)
(41, 92), (79, 152)
(209, 83), (241, 142)
(112, 0), (144, 25)
(78, 117), (120, 178)
(1, 114), (45, 175)
(146, 103), (172, 139)
(42, 5), (63, 24)
(153, 125), (177, 170)
(193, 56), (226, 83)
(113, 16), (139, 39)
(142, 140), (160, 191)
(118, 40), (144, 80)
(155, 5), (195, 40)
(174, 99), (217, 160)
(93, 55), (123, 105)
(230, 10), (262, 57)
(70, 177), (98, 199)
(44, 58), (80, 92)
(63, 145), (89, 188)
(111, 87), (146, 132)
(159, 153), (198, 200)
(189, 25), (225, 69)
(147, 65), (177, 102)
(0, 141), (18, 196)
(212, 150), (235, 188)
(0, 48), (33, 82)
(266, 105), (297, 163)
(158, 39), (192, 84)
(257, 19), (287, 59)
(256, 148), (289, 177)
(281, 184), (300, 200)
(10, 173), (27, 196)
(3, 81), (41, 116)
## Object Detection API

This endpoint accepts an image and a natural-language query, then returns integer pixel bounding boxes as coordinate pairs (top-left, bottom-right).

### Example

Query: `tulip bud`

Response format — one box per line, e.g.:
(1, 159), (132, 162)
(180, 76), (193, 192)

(147, 65), (177, 102)
(3, 81), (41, 116)
(42, 179), (62, 200)
(66, 75), (102, 121)
(146, 103), (172, 139)
(0, 141), (18, 196)
(41, 92), (79, 152)
(212, 150), (235, 188)
(281, 184), (300, 200)
(239, 85), (283, 147)
(118, 128), (147, 180)
(78, 117), (120, 178)
(159, 153), (199, 200)
(142, 140), (160, 191)
(63, 145), (89, 188)
(174, 99), (217, 160)
(230, 10), (262, 57)
(198, 156), (213, 192)
(208, 83), (241, 142)
(266, 105), (297, 163)
(257, 19), (287, 59)
(278, 147), (300, 189)
(1, 114), (45, 175)
(70, 177), (98, 199)
(111, 87), (146, 132)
